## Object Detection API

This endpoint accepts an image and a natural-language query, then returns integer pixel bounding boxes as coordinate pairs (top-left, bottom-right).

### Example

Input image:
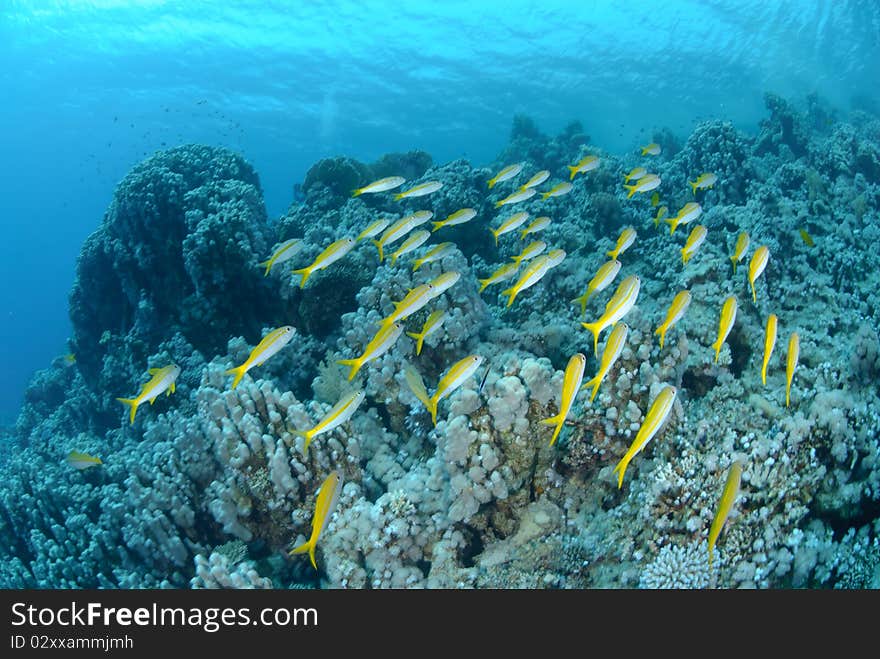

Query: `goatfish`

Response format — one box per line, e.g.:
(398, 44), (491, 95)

(651, 192), (660, 207)
(425, 271), (461, 298)
(581, 275), (640, 356)
(786, 332), (800, 407)
(501, 249), (566, 308)
(761, 314), (778, 386)
(541, 353), (587, 446)
(412, 242), (456, 272)
(431, 207), (477, 232)
(394, 180), (443, 200)
(689, 172), (717, 195)
(655, 290), (692, 349)
(337, 322), (404, 381)
(66, 450), (102, 471)
(117, 364), (182, 424)
(624, 167), (647, 184)
(665, 202), (702, 235)
(407, 309), (447, 355)
(520, 216), (551, 240)
(490, 212), (530, 245)
(478, 262), (519, 292)
(571, 259), (621, 317)
(495, 187), (537, 208)
(542, 182), (573, 200)
(225, 327), (294, 390)
(681, 225), (708, 265)
(520, 170), (550, 191)
(711, 296), (737, 363)
(730, 232), (750, 275)
(641, 143), (661, 156)
(623, 173), (661, 199)
(258, 238), (303, 276)
(568, 156), (600, 180)
(488, 163), (523, 189)
(292, 238), (355, 288)
(389, 230), (430, 266)
(373, 212), (432, 262)
(293, 390), (365, 455)
(378, 284), (436, 330)
(652, 205), (668, 228)
(289, 470), (342, 570)
(613, 385), (677, 488)
(708, 460), (743, 566)
(607, 227), (636, 259)
(356, 218), (391, 242)
(748, 245), (770, 303)
(352, 176), (405, 197)
(581, 322), (627, 403)
(405, 355), (484, 426)
(63, 353), (77, 365)
(799, 228), (815, 247)
(510, 240), (547, 267)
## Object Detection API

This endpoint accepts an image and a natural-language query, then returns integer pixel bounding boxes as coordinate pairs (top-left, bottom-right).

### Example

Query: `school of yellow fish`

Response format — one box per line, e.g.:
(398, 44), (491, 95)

(91, 141), (806, 577)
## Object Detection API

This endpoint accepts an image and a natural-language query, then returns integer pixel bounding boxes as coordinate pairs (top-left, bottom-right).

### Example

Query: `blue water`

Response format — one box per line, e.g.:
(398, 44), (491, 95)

(1, 0), (878, 423)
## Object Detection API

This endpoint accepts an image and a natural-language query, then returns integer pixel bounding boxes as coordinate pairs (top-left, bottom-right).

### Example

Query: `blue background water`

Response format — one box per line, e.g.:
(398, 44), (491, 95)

(0, 0), (877, 424)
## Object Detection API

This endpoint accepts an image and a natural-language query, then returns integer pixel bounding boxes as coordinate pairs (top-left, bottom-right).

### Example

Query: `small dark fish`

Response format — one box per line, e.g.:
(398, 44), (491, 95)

(799, 228), (815, 247)
(478, 363), (491, 394)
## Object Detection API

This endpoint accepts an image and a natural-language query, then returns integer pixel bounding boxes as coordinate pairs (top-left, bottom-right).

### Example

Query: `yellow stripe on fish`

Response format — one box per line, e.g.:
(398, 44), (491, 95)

(655, 290), (692, 349)
(412, 242), (456, 272)
(501, 249), (566, 308)
(569, 156), (599, 180)
(292, 238), (356, 288)
(711, 296), (737, 364)
(541, 182), (573, 200)
(488, 163), (523, 189)
(337, 322), (404, 381)
(425, 271), (461, 298)
(66, 450), (102, 470)
(406, 309), (447, 356)
(607, 227), (636, 259)
(431, 207), (477, 232)
(352, 176), (406, 197)
(665, 202), (701, 235)
(394, 180), (443, 200)
(689, 172), (717, 195)
(748, 245), (770, 303)
(389, 230), (430, 266)
(730, 231), (750, 275)
(356, 218), (391, 242)
(581, 322), (628, 403)
(520, 216), (551, 240)
(520, 170), (550, 191)
(641, 143), (661, 156)
(613, 385), (677, 489)
(623, 174), (660, 199)
(289, 470), (342, 570)
(292, 390), (365, 455)
(681, 224), (708, 265)
(224, 327), (295, 390)
(652, 205), (668, 228)
(405, 355), (484, 426)
(490, 212), (530, 245)
(117, 364), (182, 423)
(571, 259), (621, 317)
(581, 274), (640, 356)
(624, 167), (646, 183)
(377, 283), (436, 330)
(708, 460), (742, 566)
(372, 211), (433, 262)
(510, 240), (547, 267)
(495, 188), (536, 208)
(541, 353), (586, 446)
(786, 332), (800, 407)
(761, 314), (778, 386)
(258, 238), (303, 276)
(478, 262), (519, 292)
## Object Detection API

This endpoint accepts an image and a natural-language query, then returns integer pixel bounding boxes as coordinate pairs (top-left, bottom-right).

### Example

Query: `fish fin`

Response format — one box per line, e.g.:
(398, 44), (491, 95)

(580, 374), (602, 403)
(681, 249), (690, 265)
(712, 340), (722, 364)
(540, 414), (563, 446)
(500, 286), (517, 308)
(730, 256), (738, 276)
(393, 192), (404, 201)
(655, 325), (667, 349)
(568, 165), (578, 180)
(406, 331), (426, 356)
(581, 321), (601, 357)
(289, 538), (318, 570)
(291, 267), (312, 289)
(170, 382), (175, 394)
(487, 178), (496, 189)
(689, 180), (698, 195)
(412, 260), (423, 272)
(225, 365), (248, 390)
(761, 364), (767, 386)
(571, 291), (590, 317)
(750, 281), (757, 303)
(494, 200), (504, 208)
(371, 239), (384, 263)
(623, 183), (637, 199)
(431, 221), (443, 232)
(605, 249), (616, 259)
(490, 228), (500, 245)
(612, 456), (629, 489)
(148, 368), (161, 374)
(116, 397), (139, 424)
(258, 259), (273, 276)
(477, 278), (490, 293)
(390, 253), (399, 266)
(352, 188), (363, 197)
(291, 429), (313, 454)
(336, 359), (362, 382)
(541, 191), (551, 200)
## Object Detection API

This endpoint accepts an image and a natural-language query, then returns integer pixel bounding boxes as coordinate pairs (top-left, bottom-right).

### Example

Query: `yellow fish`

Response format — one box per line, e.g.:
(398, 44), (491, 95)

(355, 218), (391, 242)
(607, 227), (636, 259)
(708, 460), (742, 566)
(730, 232), (750, 275)
(640, 143), (661, 156)
(63, 353), (77, 365)
(424, 271), (461, 298)
(394, 180), (443, 200)
(66, 450), (102, 470)
(406, 309), (448, 355)
(490, 212), (530, 245)
(405, 355), (484, 426)
(613, 384), (677, 488)
(337, 322), (404, 381)
(495, 187), (537, 208)
(711, 296), (737, 363)
(487, 163), (523, 189)
(389, 229), (430, 266)
(571, 259), (621, 317)
(581, 274), (640, 356)
(748, 245), (770, 303)
(786, 332), (800, 407)
(581, 322), (627, 403)
(650, 192), (660, 207)
(292, 390), (365, 455)
(478, 262), (519, 293)
(623, 173), (661, 199)
(665, 202), (702, 235)
(117, 364), (182, 423)
(289, 470), (343, 570)
(541, 182), (573, 200)
(652, 205), (668, 228)
(501, 249), (566, 308)
(540, 353), (587, 446)
(377, 283), (436, 330)
(681, 224), (708, 265)
(225, 327), (295, 390)
(258, 238), (303, 276)
(761, 314), (778, 386)
(799, 228), (814, 247)
(688, 172), (717, 195)
(655, 290), (692, 349)
(520, 170), (550, 191)
(372, 212), (430, 262)
(623, 167), (646, 183)
(292, 238), (356, 288)
(412, 242), (456, 272)
(568, 156), (600, 180)
(520, 216), (551, 240)
(510, 240), (547, 267)
(431, 208), (477, 232)
(352, 176), (405, 197)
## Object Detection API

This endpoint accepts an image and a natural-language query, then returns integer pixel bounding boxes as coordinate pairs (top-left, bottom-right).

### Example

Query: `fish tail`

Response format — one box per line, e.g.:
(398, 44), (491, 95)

(490, 228), (500, 246)
(623, 173), (631, 183)
(430, 221), (443, 233)
(371, 239), (384, 262)
(224, 365), (248, 390)
(707, 545), (714, 567)
(500, 286), (518, 308)
(541, 191), (551, 200)
(689, 180), (698, 195)
(540, 414), (563, 446)
(412, 259), (423, 272)
(605, 248), (616, 259)
(581, 321), (601, 357)
(292, 429), (314, 455)
(665, 217), (677, 234)
(712, 340), (722, 364)
(289, 538), (318, 570)
(352, 188), (363, 197)
(750, 281), (757, 303)
(116, 397), (140, 425)
(581, 374), (602, 403)
(336, 358), (362, 382)
(390, 253), (399, 266)
(510, 255), (522, 267)
(623, 183), (637, 199)
(568, 166), (578, 180)
(477, 278), (490, 293)
(682, 249), (690, 265)
(494, 200), (504, 208)
(258, 258), (273, 276)
(487, 178), (497, 189)
(291, 266), (312, 289)
(640, 147), (649, 155)
(730, 256), (738, 276)
(761, 362), (768, 386)
(393, 192), (404, 201)
(571, 291), (590, 316)
(786, 382), (791, 407)
(612, 455), (630, 489)
(655, 325), (667, 349)
(406, 331), (426, 356)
